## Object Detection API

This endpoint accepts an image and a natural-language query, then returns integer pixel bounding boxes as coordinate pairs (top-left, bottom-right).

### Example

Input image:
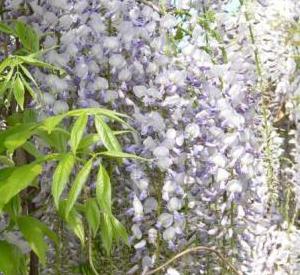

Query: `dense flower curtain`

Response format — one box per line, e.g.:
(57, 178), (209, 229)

(1, 0), (300, 274)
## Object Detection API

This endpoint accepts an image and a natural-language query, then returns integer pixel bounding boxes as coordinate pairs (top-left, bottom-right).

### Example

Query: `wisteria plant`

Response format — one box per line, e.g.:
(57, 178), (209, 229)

(0, 0), (300, 275)
(0, 20), (143, 275)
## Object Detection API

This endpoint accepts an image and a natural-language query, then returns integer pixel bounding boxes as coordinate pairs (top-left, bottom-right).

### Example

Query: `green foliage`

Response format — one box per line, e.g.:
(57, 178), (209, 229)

(85, 198), (101, 237)
(0, 163), (42, 209)
(0, 21), (64, 111)
(17, 216), (58, 265)
(0, 20), (144, 275)
(0, 240), (26, 275)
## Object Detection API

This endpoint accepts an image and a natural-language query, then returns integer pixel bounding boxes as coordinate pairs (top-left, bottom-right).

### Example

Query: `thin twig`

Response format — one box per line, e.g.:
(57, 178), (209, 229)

(145, 246), (241, 275)
(136, 0), (161, 14)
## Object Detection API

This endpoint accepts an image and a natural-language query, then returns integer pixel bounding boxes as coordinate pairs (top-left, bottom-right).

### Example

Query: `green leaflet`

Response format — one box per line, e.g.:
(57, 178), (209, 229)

(70, 114), (88, 154)
(0, 156), (14, 167)
(22, 141), (43, 159)
(3, 195), (21, 220)
(59, 201), (85, 245)
(0, 66), (14, 95)
(95, 115), (121, 152)
(96, 164), (111, 214)
(77, 134), (99, 151)
(100, 213), (113, 255)
(15, 21), (39, 52)
(65, 159), (93, 218)
(13, 76), (25, 110)
(0, 240), (26, 275)
(0, 22), (15, 35)
(19, 73), (36, 99)
(3, 123), (37, 153)
(18, 55), (65, 76)
(98, 151), (149, 161)
(36, 128), (69, 153)
(85, 198), (101, 237)
(0, 163), (42, 210)
(17, 216), (58, 265)
(39, 114), (66, 134)
(111, 216), (129, 246)
(52, 153), (75, 209)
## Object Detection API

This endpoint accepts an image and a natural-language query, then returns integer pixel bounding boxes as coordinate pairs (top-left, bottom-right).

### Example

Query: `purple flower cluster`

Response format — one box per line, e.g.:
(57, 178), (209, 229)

(3, 0), (300, 273)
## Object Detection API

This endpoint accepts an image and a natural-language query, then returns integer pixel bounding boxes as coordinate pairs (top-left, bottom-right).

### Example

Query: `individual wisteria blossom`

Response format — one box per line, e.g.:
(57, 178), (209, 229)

(2, 0), (300, 274)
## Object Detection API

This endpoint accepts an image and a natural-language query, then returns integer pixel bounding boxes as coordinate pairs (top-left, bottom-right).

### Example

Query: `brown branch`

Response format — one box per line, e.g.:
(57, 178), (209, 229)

(145, 246), (241, 275)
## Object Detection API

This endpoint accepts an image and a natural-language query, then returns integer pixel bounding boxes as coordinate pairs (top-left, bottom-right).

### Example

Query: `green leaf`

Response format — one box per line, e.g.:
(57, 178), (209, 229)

(3, 123), (36, 152)
(0, 163), (42, 209)
(17, 216), (58, 265)
(174, 27), (184, 40)
(98, 151), (149, 161)
(65, 159), (93, 218)
(20, 64), (40, 91)
(0, 240), (25, 275)
(70, 114), (88, 154)
(35, 129), (68, 153)
(15, 21), (39, 52)
(111, 216), (129, 245)
(22, 141), (43, 159)
(0, 167), (14, 182)
(59, 201), (85, 245)
(18, 56), (65, 76)
(85, 198), (100, 237)
(0, 156), (14, 167)
(52, 153), (75, 209)
(77, 134), (99, 151)
(100, 213), (113, 254)
(19, 74), (36, 99)
(96, 165), (111, 213)
(0, 22), (15, 35)
(95, 115), (121, 152)
(13, 76), (25, 110)
(3, 195), (21, 219)
(113, 130), (132, 136)
(0, 66), (14, 95)
(40, 114), (66, 134)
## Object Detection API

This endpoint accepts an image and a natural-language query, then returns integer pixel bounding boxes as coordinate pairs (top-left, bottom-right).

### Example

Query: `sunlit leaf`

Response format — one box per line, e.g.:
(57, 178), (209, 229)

(0, 163), (42, 209)
(65, 159), (93, 218)
(98, 151), (148, 161)
(100, 213), (113, 254)
(70, 114), (88, 154)
(0, 240), (25, 275)
(40, 114), (66, 134)
(95, 115), (121, 152)
(13, 76), (25, 110)
(96, 164), (111, 214)
(85, 198), (100, 237)
(77, 134), (99, 151)
(15, 21), (39, 52)
(3, 124), (36, 152)
(52, 153), (75, 209)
